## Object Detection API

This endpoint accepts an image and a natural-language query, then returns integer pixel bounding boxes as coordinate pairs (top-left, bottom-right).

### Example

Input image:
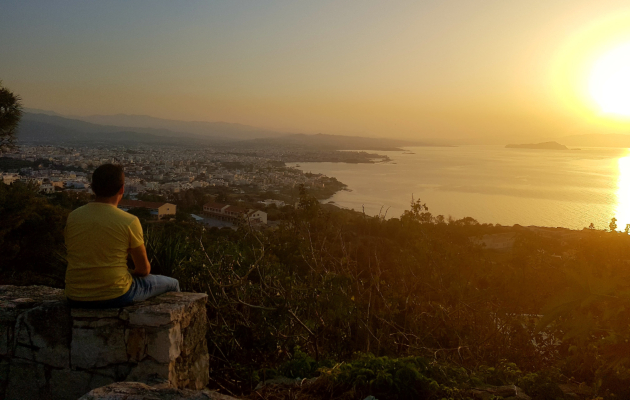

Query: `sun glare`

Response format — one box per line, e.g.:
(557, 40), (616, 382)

(615, 152), (630, 231)
(589, 42), (630, 117)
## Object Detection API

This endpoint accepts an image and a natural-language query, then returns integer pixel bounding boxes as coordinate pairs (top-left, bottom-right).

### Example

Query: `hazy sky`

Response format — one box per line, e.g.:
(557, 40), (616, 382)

(3, 1), (630, 142)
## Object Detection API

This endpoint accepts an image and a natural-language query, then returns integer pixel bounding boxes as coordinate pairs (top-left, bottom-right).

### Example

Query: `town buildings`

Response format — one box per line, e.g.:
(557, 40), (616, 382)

(1, 144), (339, 197)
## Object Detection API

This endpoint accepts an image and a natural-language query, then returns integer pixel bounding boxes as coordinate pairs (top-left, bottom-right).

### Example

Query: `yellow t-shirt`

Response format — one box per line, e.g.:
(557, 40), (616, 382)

(64, 202), (144, 301)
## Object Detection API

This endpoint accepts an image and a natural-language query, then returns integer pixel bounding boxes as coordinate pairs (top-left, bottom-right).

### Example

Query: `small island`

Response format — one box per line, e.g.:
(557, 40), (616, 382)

(505, 141), (568, 150)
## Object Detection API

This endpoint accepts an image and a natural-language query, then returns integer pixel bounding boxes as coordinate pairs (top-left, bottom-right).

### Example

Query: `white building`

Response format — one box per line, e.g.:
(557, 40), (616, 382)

(259, 199), (285, 208)
(1, 173), (19, 185)
(40, 182), (55, 194)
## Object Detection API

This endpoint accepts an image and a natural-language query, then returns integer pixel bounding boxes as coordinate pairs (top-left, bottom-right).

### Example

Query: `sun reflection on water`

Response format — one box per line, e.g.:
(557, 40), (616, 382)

(615, 151), (630, 230)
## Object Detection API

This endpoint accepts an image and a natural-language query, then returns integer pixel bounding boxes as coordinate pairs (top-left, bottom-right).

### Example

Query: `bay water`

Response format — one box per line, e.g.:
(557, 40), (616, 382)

(290, 145), (630, 230)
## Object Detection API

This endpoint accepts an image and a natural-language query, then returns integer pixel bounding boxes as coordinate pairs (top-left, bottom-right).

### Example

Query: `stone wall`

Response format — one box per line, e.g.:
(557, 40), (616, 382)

(0, 285), (209, 400)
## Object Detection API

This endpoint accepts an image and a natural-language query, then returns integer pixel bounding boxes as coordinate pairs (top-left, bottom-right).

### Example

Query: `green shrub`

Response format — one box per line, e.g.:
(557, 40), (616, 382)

(319, 353), (466, 400)
(517, 371), (563, 400)
(278, 347), (319, 379)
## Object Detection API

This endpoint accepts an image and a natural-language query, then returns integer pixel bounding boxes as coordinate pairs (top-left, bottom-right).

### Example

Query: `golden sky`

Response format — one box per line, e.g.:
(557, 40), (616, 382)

(3, 1), (630, 142)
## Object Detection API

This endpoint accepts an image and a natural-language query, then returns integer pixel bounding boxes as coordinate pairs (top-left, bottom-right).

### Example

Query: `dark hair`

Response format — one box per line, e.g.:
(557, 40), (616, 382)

(91, 164), (124, 197)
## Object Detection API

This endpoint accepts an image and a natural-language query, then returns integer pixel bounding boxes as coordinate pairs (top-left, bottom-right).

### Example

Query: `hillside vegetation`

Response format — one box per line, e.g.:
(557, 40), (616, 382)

(2, 182), (630, 399)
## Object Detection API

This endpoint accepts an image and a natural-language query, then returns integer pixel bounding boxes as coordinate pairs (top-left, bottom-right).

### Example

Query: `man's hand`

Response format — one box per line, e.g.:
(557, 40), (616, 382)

(129, 244), (151, 277)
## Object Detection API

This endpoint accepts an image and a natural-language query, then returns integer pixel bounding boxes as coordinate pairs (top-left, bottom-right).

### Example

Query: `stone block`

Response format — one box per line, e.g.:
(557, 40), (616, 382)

(0, 358), (10, 397)
(92, 363), (133, 380)
(88, 374), (116, 392)
(175, 340), (210, 390)
(71, 320), (128, 369)
(126, 359), (176, 385)
(14, 302), (71, 368)
(127, 292), (208, 327)
(0, 323), (13, 356)
(5, 359), (47, 400)
(71, 308), (120, 318)
(0, 285), (65, 307)
(126, 326), (147, 362)
(128, 302), (185, 327)
(13, 344), (35, 361)
(176, 294), (208, 330)
(0, 302), (19, 323)
(181, 310), (207, 356)
(49, 368), (92, 400)
(146, 323), (182, 363)
(73, 317), (121, 329)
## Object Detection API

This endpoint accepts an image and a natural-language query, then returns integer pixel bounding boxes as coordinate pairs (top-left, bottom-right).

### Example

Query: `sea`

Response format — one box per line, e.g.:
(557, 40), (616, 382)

(289, 145), (630, 230)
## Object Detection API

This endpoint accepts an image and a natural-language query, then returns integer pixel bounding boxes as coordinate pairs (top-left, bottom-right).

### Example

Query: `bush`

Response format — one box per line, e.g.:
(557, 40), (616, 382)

(0, 182), (68, 287)
(318, 354), (467, 400)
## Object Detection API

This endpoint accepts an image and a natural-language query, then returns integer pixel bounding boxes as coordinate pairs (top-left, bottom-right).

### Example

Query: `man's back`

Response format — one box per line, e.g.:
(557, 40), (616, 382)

(65, 202), (143, 301)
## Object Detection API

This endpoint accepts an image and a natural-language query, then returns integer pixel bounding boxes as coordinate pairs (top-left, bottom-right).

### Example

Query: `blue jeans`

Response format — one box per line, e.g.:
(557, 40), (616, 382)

(67, 274), (180, 309)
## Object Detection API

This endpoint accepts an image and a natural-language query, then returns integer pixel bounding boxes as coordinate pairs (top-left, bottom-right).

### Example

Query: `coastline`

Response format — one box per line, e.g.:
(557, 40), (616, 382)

(287, 145), (627, 230)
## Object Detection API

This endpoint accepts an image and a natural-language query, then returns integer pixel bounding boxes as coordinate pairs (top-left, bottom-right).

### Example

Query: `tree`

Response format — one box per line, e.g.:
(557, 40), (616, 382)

(0, 81), (22, 151)
(609, 217), (618, 232)
(0, 181), (68, 287)
(127, 207), (153, 222)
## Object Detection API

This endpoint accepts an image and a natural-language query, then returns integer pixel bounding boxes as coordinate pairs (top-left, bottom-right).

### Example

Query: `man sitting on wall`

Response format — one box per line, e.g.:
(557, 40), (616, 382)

(65, 163), (180, 308)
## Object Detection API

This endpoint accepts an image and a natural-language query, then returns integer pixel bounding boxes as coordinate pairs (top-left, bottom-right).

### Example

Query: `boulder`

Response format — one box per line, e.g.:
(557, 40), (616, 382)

(471, 385), (531, 400)
(78, 382), (238, 400)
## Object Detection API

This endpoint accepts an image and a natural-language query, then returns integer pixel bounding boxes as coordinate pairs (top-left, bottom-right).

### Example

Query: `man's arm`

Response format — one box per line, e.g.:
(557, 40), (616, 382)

(129, 245), (151, 277)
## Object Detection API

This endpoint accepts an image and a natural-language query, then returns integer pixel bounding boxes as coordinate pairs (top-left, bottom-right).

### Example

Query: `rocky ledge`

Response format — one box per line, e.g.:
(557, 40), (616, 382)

(79, 382), (237, 400)
(0, 285), (209, 400)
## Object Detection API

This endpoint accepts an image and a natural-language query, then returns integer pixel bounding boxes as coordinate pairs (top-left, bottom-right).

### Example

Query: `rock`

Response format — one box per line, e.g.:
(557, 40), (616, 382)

(72, 319), (128, 369)
(558, 383), (594, 399)
(0, 323), (12, 356)
(494, 385), (518, 397)
(146, 323), (182, 363)
(49, 369), (92, 400)
(0, 285), (65, 305)
(127, 292), (208, 327)
(78, 381), (236, 400)
(5, 359), (47, 400)
(126, 358), (177, 385)
(0, 285), (209, 400)
(14, 302), (72, 368)
(0, 359), (9, 396)
(254, 377), (301, 390)
(471, 385), (531, 400)
(181, 311), (207, 357)
(471, 389), (494, 400)
(126, 327), (147, 362)
(129, 302), (187, 327)
(0, 302), (19, 322)
(93, 364), (134, 381)
(72, 308), (121, 318)
(174, 340), (210, 390)
(89, 374), (118, 393)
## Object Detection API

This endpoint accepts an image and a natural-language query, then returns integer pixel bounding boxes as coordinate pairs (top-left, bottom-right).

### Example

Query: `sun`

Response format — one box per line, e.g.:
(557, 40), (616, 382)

(589, 42), (630, 117)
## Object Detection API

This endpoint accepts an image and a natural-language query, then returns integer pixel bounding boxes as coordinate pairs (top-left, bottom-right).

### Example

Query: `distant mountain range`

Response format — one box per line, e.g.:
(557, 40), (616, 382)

(17, 112), (219, 145)
(74, 113), (287, 141)
(16, 110), (432, 150)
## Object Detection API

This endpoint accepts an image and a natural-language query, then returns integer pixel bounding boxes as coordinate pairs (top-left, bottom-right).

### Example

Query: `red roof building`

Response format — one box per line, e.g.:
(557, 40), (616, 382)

(202, 202), (267, 225)
(118, 199), (176, 220)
